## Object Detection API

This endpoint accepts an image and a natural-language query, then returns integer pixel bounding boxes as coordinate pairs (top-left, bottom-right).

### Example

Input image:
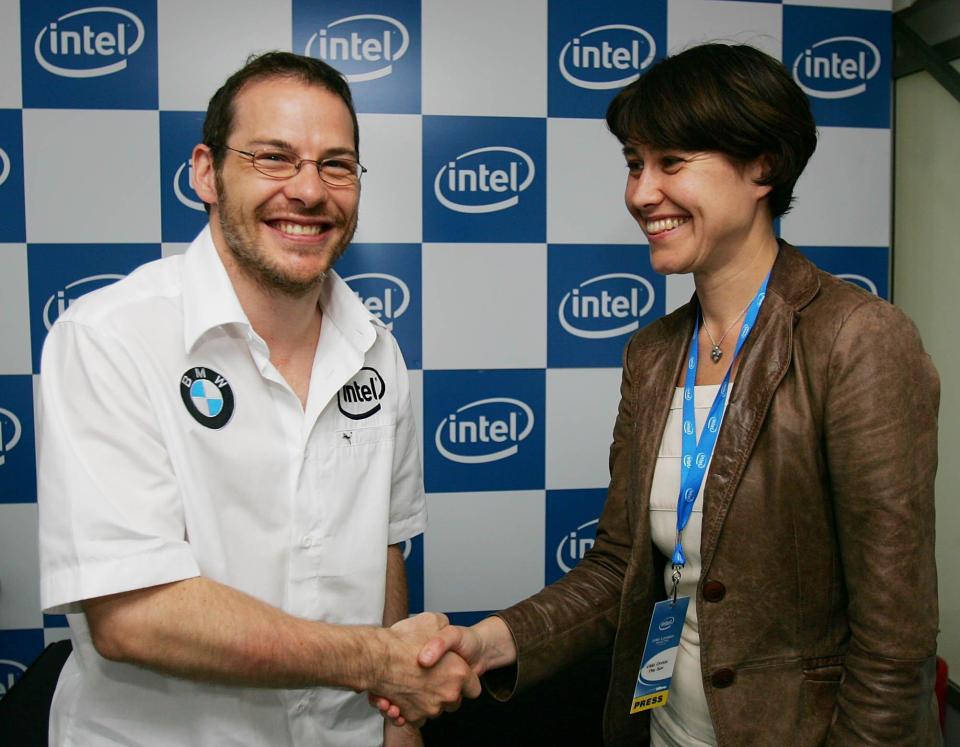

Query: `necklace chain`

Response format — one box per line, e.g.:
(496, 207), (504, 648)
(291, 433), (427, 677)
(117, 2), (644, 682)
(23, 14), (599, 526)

(702, 298), (753, 364)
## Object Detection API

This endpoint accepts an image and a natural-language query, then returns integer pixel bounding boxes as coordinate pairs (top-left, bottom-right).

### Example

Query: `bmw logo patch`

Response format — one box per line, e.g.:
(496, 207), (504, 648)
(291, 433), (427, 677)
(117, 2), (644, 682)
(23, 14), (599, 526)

(179, 367), (235, 429)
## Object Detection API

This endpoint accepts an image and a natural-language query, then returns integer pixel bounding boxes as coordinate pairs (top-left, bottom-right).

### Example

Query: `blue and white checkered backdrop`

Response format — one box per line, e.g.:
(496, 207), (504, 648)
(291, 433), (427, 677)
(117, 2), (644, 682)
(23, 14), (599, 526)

(0, 0), (892, 695)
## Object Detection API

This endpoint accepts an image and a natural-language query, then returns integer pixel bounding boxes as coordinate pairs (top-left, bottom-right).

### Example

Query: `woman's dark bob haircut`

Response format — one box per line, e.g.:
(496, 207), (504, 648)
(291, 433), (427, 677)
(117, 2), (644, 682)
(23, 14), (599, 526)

(606, 43), (817, 219)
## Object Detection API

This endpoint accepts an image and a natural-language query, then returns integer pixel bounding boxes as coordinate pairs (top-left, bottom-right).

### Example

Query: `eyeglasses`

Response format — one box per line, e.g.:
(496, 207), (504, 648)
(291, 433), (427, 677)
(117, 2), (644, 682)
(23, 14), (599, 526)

(221, 145), (367, 187)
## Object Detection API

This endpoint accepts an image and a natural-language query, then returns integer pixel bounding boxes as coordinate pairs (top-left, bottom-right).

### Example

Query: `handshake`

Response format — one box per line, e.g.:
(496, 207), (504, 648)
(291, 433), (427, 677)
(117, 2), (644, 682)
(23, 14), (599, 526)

(367, 612), (517, 727)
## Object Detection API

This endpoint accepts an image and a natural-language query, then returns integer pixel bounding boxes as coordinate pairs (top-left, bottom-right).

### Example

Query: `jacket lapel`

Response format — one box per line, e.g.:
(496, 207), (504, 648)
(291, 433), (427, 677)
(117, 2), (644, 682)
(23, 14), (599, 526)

(698, 243), (820, 570)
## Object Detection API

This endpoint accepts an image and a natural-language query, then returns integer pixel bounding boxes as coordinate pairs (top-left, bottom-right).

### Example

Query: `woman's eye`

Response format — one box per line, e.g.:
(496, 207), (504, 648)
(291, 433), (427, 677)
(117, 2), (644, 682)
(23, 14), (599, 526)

(625, 160), (643, 174)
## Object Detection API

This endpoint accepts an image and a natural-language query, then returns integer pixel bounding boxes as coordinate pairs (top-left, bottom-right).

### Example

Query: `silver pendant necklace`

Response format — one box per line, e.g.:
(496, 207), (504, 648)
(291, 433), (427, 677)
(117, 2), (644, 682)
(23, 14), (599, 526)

(702, 299), (753, 364)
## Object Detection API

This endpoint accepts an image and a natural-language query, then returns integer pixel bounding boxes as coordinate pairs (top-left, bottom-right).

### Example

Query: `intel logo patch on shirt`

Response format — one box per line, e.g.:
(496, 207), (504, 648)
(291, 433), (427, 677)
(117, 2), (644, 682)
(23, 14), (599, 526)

(180, 367), (234, 429)
(338, 367), (386, 420)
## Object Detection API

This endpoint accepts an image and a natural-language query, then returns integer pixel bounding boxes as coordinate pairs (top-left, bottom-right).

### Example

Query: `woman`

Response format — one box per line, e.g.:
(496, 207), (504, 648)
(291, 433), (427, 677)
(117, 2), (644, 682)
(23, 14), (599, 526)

(381, 44), (942, 745)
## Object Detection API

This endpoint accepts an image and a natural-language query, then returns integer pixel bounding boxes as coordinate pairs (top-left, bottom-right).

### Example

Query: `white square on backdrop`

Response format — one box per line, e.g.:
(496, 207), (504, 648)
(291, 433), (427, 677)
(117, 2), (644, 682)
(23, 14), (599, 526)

(157, 0), (293, 111)
(546, 368), (622, 490)
(353, 114), (422, 244)
(161, 243), (190, 258)
(422, 243), (546, 369)
(781, 126), (891, 247)
(0, 0), (21, 108)
(424, 490), (545, 612)
(422, 0), (547, 117)
(0, 244), (31, 375)
(23, 110), (160, 243)
(547, 118), (640, 245)
(0, 503), (41, 630)
(666, 272), (696, 314)
(667, 0), (782, 57)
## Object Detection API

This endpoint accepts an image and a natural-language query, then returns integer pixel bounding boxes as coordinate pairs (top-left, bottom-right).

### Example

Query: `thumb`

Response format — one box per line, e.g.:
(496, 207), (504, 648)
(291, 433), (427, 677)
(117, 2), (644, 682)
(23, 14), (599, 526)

(417, 627), (461, 667)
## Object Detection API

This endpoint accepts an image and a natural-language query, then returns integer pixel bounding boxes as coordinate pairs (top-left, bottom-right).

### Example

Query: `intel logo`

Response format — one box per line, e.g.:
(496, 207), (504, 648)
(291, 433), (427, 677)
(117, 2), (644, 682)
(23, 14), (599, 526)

(173, 160), (204, 212)
(0, 659), (27, 697)
(434, 146), (535, 214)
(34, 6), (145, 79)
(558, 273), (655, 339)
(792, 36), (881, 99)
(342, 272), (410, 331)
(337, 367), (386, 421)
(304, 14), (408, 83)
(435, 397), (534, 464)
(43, 274), (125, 330)
(0, 147), (10, 187)
(0, 407), (23, 467)
(836, 273), (878, 295)
(556, 518), (598, 573)
(559, 24), (656, 90)
(658, 617), (674, 632)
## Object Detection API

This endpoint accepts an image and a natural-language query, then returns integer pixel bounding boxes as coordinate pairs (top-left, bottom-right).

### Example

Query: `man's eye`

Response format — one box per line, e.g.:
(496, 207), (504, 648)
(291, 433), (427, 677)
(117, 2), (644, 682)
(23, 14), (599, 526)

(322, 159), (352, 173)
(625, 160), (643, 174)
(259, 151), (296, 164)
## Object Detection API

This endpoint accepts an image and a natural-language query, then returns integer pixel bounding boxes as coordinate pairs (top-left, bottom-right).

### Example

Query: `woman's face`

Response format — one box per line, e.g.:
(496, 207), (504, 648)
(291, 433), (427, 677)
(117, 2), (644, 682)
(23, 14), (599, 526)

(622, 143), (772, 278)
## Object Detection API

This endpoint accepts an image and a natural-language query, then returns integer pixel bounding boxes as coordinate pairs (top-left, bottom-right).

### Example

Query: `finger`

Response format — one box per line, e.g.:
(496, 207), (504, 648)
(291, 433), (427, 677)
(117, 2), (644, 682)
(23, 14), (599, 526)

(386, 704), (402, 720)
(462, 671), (482, 700)
(418, 627), (461, 667)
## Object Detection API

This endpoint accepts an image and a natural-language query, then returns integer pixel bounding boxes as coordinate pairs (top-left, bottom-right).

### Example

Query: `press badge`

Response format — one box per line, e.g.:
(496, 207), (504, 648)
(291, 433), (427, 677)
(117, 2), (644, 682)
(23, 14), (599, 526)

(630, 596), (690, 714)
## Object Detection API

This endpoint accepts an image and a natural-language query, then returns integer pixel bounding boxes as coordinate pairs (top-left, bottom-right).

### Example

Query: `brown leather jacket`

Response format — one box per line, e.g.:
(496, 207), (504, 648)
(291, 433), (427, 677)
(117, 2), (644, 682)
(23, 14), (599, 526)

(490, 244), (941, 746)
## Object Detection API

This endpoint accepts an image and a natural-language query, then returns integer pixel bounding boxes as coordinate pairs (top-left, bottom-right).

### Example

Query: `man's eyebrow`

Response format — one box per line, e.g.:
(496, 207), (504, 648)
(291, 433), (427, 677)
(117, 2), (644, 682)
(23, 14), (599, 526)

(247, 139), (358, 159)
(622, 146), (637, 158)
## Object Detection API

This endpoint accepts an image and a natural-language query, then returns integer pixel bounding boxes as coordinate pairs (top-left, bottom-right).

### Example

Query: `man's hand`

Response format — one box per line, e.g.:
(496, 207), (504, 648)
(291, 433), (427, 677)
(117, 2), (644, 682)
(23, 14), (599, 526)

(370, 612), (481, 726)
(372, 616), (517, 726)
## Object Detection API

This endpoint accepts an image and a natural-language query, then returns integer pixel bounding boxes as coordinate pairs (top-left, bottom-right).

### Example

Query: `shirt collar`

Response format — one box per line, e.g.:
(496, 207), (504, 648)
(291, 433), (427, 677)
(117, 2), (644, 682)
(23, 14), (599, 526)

(182, 225), (251, 354)
(181, 224), (379, 355)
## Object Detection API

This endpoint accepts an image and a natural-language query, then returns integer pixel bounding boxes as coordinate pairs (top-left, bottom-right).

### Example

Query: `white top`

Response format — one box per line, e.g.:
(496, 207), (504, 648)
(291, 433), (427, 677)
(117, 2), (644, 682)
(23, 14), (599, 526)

(649, 385), (726, 747)
(37, 226), (426, 747)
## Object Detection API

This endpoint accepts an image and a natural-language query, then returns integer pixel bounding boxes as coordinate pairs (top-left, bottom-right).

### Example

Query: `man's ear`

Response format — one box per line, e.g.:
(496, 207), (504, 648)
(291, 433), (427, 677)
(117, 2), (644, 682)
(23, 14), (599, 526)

(192, 144), (219, 207)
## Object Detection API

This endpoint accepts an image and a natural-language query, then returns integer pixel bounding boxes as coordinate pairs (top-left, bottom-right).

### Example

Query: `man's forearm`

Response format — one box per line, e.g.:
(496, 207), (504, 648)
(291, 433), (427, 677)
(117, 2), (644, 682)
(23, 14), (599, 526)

(83, 576), (385, 690)
(383, 543), (409, 627)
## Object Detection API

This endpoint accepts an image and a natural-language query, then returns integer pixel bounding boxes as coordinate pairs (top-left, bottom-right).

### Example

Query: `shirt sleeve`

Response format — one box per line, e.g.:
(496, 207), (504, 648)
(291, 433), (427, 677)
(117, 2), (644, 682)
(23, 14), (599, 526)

(382, 331), (426, 546)
(38, 320), (200, 615)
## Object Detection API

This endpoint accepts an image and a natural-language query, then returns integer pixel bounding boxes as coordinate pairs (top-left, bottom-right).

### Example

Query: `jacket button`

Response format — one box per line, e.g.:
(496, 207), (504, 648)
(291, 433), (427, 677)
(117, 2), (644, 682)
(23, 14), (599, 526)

(703, 580), (726, 602)
(711, 669), (736, 688)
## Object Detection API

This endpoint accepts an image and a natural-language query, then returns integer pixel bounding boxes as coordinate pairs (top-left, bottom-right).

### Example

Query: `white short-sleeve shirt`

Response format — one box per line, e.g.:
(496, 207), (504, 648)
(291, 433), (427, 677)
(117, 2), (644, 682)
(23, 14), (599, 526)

(37, 226), (426, 747)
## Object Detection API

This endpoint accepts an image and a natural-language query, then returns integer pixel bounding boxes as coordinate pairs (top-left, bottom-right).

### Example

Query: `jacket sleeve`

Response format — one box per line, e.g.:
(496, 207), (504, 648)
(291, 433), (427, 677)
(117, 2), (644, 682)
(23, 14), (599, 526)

(822, 299), (941, 745)
(485, 335), (642, 699)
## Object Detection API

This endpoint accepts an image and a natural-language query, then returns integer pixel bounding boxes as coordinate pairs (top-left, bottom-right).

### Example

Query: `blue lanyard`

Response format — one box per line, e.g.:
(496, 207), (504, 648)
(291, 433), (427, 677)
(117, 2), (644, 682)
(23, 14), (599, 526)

(671, 273), (771, 589)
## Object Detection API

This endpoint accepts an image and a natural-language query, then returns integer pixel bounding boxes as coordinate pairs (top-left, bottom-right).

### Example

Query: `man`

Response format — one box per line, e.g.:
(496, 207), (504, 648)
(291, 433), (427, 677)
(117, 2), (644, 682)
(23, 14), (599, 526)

(37, 52), (477, 747)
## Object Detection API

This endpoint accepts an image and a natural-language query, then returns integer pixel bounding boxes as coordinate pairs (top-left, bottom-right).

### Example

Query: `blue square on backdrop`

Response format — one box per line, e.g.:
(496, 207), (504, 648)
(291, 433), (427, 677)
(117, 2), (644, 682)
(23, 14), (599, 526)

(424, 370), (545, 493)
(0, 110), (25, 243)
(798, 246), (889, 300)
(422, 116), (546, 243)
(27, 244), (161, 372)
(336, 243), (422, 370)
(160, 111), (207, 243)
(783, 6), (891, 129)
(293, 0), (421, 114)
(548, 244), (665, 368)
(0, 629), (45, 697)
(548, 0), (666, 119)
(20, 0), (158, 110)
(0, 376), (38, 505)
(402, 534), (424, 614)
(43, 613), (69, 628)
(545, 489), (608, 585)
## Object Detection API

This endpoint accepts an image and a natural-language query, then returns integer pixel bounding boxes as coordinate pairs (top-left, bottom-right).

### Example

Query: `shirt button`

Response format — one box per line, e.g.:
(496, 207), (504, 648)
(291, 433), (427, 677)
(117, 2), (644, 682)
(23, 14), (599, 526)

(702, 580), (726, 603)
(301, 535), (314, 548)
(294, 700), (307, 714)
(710, 668), (736, 688)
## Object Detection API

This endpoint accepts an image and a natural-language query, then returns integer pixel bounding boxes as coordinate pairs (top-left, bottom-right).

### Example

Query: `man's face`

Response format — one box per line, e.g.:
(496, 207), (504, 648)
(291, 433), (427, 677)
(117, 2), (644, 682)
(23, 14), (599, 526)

(205, 76), (360, 296)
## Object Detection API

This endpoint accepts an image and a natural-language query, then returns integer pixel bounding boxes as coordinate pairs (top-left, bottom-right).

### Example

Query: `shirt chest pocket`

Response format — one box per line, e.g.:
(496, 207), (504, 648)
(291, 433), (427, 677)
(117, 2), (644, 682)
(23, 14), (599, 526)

(309, 424), (398, 513)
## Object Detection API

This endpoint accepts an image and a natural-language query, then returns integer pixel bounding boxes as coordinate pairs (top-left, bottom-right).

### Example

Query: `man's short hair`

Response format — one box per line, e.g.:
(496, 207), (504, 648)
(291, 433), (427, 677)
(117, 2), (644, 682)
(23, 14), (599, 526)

(202, 50), (360, 172)
(606, 43), (817, 219)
